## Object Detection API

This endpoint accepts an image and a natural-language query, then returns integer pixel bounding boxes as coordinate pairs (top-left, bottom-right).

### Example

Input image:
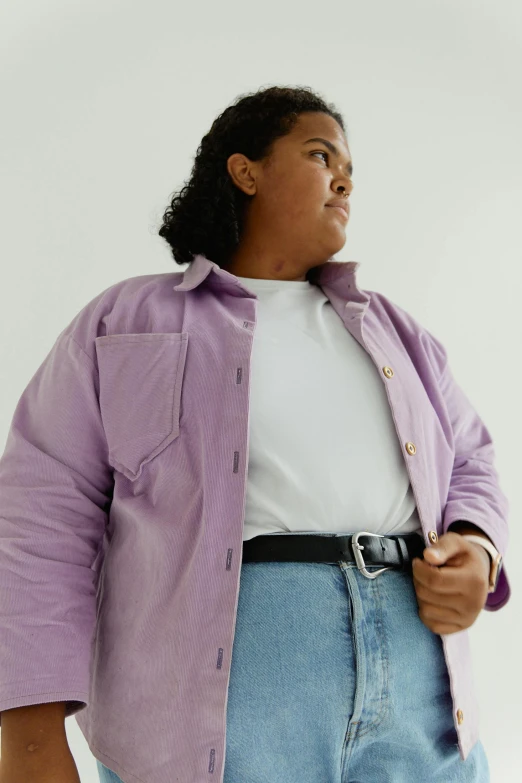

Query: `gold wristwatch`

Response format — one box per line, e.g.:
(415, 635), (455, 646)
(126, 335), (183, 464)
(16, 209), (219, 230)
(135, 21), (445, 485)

(461, 534), (503, 593)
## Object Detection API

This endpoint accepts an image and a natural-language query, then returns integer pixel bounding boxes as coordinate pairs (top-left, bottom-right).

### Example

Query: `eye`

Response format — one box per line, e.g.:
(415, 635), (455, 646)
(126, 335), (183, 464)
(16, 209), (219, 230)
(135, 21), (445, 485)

(311, 151), (354, 184)
(312, 150), (328, 163)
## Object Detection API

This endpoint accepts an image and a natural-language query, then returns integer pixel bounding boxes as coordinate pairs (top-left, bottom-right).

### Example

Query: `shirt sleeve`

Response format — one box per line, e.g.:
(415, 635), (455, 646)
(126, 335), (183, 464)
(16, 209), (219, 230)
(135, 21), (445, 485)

(0, 333), (114, 722)
(423, 328), (511, 612)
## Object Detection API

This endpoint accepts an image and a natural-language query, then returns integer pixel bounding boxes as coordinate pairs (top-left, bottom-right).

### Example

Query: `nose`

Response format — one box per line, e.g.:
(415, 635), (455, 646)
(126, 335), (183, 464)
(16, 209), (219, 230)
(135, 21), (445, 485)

(335, 179), (353, 197)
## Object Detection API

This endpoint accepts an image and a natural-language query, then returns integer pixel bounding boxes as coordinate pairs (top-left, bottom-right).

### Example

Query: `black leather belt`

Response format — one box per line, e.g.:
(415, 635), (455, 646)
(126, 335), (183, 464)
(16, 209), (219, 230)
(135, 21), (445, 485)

(242, 531), (426, 579)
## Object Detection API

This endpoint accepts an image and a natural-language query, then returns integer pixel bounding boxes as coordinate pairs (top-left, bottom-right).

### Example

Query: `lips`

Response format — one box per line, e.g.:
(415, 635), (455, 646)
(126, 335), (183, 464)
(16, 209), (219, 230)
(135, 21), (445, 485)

(326, 205), (349, 219)
(326, 197), (349, 215)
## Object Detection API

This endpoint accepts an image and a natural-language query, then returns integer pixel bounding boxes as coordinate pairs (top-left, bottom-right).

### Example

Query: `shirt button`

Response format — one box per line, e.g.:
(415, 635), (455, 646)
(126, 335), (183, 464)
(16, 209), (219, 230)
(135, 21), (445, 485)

(428, 530), (439, 544)
(405, 442), (416, 455)
(382, 366), (394, 378)
(457, 709), (464, 724)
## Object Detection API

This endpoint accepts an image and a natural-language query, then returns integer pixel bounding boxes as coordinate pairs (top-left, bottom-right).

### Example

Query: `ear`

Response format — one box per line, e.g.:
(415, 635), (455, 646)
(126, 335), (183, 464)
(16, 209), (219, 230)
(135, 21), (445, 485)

(226, 153), (257, 196)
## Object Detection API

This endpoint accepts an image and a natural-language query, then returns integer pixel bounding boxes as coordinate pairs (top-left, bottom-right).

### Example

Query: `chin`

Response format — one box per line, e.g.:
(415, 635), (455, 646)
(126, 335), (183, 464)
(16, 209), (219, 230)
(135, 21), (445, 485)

(326, 233), (347, 257)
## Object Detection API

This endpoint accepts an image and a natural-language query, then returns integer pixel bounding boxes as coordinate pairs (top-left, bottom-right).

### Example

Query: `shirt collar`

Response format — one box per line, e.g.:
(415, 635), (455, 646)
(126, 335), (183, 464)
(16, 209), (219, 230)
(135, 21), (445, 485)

(173, 253), (368, 308)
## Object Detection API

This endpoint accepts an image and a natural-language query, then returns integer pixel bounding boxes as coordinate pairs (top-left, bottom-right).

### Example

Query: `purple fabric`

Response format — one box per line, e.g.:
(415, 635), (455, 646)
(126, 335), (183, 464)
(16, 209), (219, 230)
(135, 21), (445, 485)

(0, 254), (510, 781)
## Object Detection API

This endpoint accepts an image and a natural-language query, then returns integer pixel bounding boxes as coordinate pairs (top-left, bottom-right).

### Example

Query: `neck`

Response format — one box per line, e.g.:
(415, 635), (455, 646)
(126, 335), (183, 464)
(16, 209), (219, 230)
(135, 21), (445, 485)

(224, 244), (327, 282)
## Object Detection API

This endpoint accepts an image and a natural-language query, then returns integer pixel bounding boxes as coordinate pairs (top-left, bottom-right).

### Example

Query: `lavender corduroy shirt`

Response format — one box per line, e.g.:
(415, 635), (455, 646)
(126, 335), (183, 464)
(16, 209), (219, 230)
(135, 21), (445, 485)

(0, 254), (510, 781)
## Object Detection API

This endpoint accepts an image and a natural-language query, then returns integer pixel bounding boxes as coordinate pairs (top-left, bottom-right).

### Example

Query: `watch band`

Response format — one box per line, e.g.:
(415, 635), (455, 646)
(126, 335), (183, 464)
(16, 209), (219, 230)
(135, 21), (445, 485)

(461, 534), (502, 593)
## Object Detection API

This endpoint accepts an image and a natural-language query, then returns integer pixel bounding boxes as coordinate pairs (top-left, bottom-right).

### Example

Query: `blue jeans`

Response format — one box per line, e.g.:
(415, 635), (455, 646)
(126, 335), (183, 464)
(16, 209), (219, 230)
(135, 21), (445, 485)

(97, 537), (490, 782)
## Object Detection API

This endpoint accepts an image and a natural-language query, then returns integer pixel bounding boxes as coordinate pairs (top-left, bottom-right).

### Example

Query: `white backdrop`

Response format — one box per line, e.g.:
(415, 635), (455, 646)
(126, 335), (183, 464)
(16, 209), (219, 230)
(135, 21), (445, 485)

(0, 0), (520, 780)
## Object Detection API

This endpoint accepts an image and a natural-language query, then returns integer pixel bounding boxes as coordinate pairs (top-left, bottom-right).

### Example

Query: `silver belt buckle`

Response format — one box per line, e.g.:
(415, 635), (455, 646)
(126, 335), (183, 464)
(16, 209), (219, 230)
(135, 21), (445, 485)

(351, 531), (394, 579)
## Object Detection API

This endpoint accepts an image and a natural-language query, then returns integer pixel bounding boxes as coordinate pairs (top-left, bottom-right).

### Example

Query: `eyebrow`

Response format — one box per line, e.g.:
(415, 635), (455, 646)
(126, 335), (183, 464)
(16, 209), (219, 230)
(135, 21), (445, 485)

(303, 137), (353, 176)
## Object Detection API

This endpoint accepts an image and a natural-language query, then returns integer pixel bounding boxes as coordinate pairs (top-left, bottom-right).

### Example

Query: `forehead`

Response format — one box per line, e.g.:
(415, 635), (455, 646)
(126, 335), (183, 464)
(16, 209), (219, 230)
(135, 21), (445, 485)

(285, 112), (350, 155)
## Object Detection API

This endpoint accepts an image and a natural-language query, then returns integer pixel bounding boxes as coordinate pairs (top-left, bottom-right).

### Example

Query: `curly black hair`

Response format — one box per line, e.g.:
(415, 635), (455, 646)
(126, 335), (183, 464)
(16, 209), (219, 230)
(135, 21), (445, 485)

(157, 85), (346, 269)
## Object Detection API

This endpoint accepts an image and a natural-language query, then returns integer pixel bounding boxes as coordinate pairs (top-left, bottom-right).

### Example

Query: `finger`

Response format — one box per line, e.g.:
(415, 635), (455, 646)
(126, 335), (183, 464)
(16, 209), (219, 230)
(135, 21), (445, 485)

(412, 559), (470, 595)
(415, 593), (463, 618)
(421, 618), (463, 635)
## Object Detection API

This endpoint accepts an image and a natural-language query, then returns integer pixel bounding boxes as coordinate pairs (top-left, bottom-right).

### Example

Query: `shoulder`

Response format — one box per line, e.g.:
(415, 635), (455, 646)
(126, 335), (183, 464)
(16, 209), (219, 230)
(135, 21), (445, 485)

(56, 272), (184, 364)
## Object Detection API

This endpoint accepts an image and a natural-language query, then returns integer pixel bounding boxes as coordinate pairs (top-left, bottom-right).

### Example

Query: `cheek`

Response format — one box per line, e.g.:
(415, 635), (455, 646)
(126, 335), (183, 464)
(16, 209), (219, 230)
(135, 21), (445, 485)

(266, 193), (314, 224)
(266, 169), (326, 220)
(283, 191), (326, 225)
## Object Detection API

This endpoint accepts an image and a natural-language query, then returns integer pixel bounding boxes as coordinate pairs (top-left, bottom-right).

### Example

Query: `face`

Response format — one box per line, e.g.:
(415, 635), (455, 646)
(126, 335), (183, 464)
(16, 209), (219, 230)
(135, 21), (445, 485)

(226, 112), (354, 272)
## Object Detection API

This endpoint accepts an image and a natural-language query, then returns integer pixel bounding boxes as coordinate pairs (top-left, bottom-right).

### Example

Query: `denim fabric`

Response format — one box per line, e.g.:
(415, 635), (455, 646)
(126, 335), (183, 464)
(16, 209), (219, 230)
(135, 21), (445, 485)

(97, 759), (122, 782)
(97, 538), (489, 783)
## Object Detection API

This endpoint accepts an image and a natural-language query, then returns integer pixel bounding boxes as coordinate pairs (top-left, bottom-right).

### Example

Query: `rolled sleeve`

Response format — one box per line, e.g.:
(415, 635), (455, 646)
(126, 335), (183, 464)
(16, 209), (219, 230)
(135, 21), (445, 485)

(0, 333), (113, 722)
(424, 330), (511, 611)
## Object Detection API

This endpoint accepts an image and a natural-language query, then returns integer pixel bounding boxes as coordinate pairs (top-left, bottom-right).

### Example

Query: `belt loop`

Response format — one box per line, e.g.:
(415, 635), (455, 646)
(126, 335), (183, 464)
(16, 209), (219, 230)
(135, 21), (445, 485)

(396, 536), (409, 568)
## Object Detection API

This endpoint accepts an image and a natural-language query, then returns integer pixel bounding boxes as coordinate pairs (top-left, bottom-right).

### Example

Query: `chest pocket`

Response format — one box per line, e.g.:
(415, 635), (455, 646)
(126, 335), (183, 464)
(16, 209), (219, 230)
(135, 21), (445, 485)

(95, 332), (188, 481)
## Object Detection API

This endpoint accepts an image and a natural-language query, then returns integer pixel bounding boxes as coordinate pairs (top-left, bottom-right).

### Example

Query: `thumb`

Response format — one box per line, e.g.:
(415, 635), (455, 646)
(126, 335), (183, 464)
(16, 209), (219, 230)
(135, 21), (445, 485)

(423, 532), (463, 566)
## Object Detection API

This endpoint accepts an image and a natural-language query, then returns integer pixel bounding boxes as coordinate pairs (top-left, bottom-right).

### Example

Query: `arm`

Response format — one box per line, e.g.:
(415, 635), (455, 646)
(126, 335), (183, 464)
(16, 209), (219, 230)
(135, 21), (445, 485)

(423, 328), (510, 610)
(447, 519), (495, 550)
(0, 332), (113, 723)
(447, 520), (495, 544)
(447, 520), (493, 572)
(0, 703), (80, 783)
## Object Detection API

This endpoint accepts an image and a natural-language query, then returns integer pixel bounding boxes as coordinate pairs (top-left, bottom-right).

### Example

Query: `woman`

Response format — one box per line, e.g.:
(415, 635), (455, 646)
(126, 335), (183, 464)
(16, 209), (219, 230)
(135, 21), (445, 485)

(99, 86), (503, 780)
(0, 86), (506, 783)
